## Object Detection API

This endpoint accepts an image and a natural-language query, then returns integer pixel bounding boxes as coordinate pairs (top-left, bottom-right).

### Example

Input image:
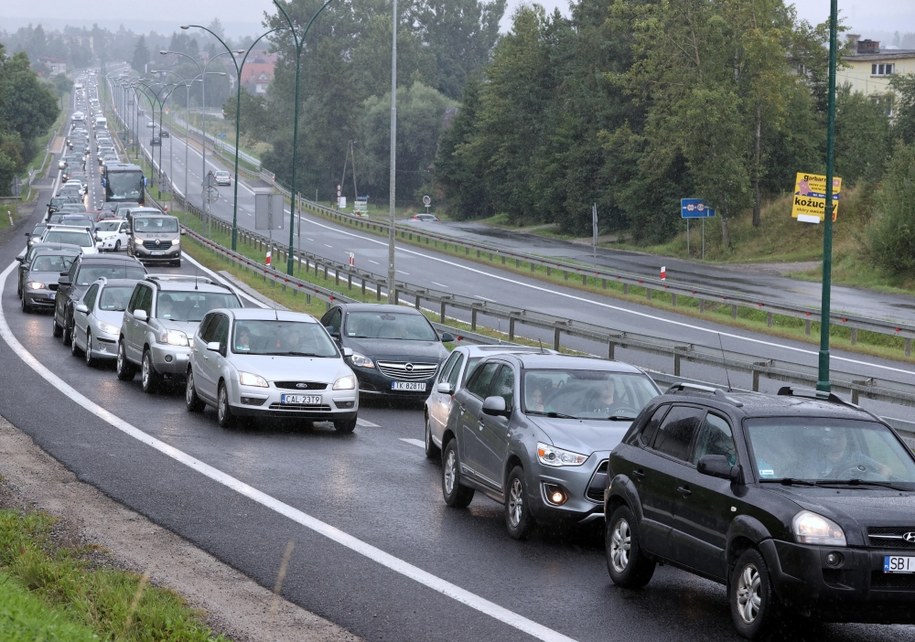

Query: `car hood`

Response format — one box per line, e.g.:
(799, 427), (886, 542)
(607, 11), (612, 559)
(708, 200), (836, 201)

(95, 310), (126, 327)
(766, 485), (915, 526)
(233, 354), (355, 385)
(343, 337), (448, 362)
(133, 232), (177, 240)
(530, 416), (632, 456)
(96, 230), (121, 239)
(26, 270), (64, 285)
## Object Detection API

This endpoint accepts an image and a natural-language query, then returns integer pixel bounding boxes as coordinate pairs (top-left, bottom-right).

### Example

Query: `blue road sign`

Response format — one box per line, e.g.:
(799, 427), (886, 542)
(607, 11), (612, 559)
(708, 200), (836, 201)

(680, 198), (716, 218)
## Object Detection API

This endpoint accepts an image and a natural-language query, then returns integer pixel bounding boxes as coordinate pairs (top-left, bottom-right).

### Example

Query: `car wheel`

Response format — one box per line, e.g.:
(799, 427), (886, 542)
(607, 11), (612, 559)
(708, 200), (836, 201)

(141, 349), (161, 394)
(84, 330), (96, 367)
(424, 414), (440, 460)
(116, 341), (135, 381)
(730, 548), (777, 640)
(606, 505), (656, 588)
(441, 440), (474, 508)
(114, 240), (121, 251)
(21, 294), (30, 313)
(185, 369), (204, 412)
(70, 327), (82, 356)
(217, 382), (235, 429)
(333, 417), (357, 433)
(61, 314), (72, 346)
(505, 466), (534, 540)
(52, 314), (62, 338)
(172, 258), (182, 267)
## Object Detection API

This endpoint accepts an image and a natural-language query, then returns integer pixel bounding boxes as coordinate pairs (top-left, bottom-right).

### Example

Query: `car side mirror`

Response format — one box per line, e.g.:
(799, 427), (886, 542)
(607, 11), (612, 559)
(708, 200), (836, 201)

(437, 381), (455, 395)
(206, 341), (221, 353)
(133, 309), (148, 322)
(698, 454), (742, 483)
(58, 274), (71, 285)
(75, 302), (89, 314)
(440, 332), (455, 343)
(482, 395), (509, 417)
(341, 347), (353, 358)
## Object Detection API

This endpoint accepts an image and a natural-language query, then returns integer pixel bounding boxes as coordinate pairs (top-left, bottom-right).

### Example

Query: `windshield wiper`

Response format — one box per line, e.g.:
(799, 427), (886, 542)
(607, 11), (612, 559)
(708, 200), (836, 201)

(761, 478), (816, 486)
(600, 414), (637, 421)
(814, 479), (908, 489)
(543, 411), (579, 419)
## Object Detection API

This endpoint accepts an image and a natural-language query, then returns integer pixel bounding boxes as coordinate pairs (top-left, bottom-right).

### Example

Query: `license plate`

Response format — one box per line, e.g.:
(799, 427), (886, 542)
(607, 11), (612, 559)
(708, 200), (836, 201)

(884, 556), (915, 573)
(281, 394), (322, 405)
(392, 381), (426, 392)
(150, 250), (164, 255)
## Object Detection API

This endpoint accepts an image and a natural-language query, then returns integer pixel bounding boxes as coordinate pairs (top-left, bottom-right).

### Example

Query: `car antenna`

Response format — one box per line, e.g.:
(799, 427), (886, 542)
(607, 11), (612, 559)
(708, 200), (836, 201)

(538, 338), (545, 353)
(717, 332), (733, 391)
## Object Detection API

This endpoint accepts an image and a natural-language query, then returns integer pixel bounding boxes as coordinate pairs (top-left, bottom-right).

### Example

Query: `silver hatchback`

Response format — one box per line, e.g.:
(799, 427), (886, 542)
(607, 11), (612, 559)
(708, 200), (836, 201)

(185, 308), (359, 432)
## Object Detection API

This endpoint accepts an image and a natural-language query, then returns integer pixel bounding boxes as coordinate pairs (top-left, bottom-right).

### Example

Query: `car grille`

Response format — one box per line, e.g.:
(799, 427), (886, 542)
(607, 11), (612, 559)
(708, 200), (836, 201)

(268, 403), (332, 412)
(142, 240), (171, 250)
(585, 459), (609, 503)
(867, 527), (915, 548)
(870, 570), (915, 590)
(376, 361), (438, 381)
(274, 381), (329, 391)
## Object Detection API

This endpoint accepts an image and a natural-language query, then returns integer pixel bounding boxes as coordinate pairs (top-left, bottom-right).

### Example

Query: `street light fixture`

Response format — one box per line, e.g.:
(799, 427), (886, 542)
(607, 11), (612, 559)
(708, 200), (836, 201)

(272, 0), (336, 275)
(179, 25), (278, 251)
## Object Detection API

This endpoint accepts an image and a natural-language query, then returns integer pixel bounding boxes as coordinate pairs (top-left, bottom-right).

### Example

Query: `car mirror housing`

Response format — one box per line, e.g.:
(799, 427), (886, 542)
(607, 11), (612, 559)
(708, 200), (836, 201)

(437, 381), (455, 395)
(133, 309), (148, 322)
(482, 395), (509, 417)
(75, 302), (89, 314)
(206, 341), (221, 353)
(440, 332), (455, 343)
(697, 454), (742, 483)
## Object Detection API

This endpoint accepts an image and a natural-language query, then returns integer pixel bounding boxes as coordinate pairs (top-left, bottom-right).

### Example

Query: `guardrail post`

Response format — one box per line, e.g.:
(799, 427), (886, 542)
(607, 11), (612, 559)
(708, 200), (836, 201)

(732, 304), (738, 320)
(440, 298), (448, 323)
(553, 321), (568, 351)
(471, 304), (481, 330)
(509, 313), (518, 341)
(582, 273), (587, 286)
(906, 338), (912, 357)
(767, 312), (773, 327)
(607, 338), (615, 360)
(850, 328), (857, 345)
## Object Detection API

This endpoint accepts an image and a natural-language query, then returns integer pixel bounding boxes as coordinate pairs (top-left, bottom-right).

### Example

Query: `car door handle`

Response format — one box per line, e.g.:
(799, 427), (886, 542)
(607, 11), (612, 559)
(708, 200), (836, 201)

(676, 485), (692, 497)
(632, 469), (645, 480)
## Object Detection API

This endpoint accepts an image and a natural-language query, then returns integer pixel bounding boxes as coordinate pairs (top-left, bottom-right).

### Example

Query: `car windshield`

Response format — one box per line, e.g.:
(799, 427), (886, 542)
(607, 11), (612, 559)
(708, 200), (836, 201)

(76, 265), (146, 286)
(31, 255), (72, 272)
(44, 230), (92, 248)
(98, 286), (133, 311)
(156, 292), (240, 322)
(344, 311), (438, 341)
(746, 418), (915, 484)
(232, 320), (339, 357)
(134, 217), (178, 233)
(522, 369), (659, 420)
(96, 221), (121, 231)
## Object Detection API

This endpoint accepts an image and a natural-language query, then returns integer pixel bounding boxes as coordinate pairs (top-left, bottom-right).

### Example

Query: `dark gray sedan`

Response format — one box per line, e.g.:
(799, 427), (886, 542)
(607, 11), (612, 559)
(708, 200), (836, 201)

(441, 353), (660, 539)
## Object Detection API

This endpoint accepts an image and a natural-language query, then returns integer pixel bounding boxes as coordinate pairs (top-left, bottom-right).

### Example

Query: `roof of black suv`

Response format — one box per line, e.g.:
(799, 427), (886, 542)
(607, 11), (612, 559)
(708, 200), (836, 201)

(660, 383), (878, 421)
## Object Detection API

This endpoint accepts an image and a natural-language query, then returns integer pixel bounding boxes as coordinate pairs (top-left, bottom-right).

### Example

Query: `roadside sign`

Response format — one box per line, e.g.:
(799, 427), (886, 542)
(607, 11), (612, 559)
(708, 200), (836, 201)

(791, 172), (841, 223)
(680, 198), (715, 219)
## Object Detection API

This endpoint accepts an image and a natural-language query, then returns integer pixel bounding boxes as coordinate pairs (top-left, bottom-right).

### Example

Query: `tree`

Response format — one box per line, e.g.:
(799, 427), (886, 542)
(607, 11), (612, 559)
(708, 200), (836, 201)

(834, 84), (891, 187)
(865, 142), (915, 275)
(131, 35), (150, 74)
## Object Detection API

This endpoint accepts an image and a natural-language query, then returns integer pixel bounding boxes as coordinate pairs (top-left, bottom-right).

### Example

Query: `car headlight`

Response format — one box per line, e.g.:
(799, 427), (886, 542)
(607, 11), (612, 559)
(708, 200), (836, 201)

(26, 281), (48, 290)
(333, 375), (357, 390)
(537, 442), (588, 467)
(98, 321), (120, 335)
(238, 371), (268, 388)
(157, 329), (188, 346)
(349, 352), (375, 368)
(134, 237), (143, 245)
(171, 239), (180, 246)
(792, 510), (846, 546)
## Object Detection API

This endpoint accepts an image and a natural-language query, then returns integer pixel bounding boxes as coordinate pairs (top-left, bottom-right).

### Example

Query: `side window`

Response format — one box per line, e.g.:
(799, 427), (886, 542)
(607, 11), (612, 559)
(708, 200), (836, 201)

(198, 313), (219, 342)
(637, 405), (670, 448)
(465, 362), (500, 399)
(652, 406), (702, 462)
(127, 284), (143, 313)
(491, 365), (515, 407)
(438, 351), (461, 384)
(691, 413), (736, 466)
(68, 258), (80, 279)
(213, 315), (229, 346)
(139, 286), (153, 315)
(83, 284), (99, 309)
(446, 353), (465, 388)
(321, 308), (342, 334)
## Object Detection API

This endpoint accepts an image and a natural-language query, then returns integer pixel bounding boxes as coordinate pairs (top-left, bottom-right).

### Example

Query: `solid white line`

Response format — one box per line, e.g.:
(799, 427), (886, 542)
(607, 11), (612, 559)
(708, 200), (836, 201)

(300, 217), (915, 378)
(401, 438), (424, 449)
(0, 262), (573, 642)
(431, 282), (449, 289)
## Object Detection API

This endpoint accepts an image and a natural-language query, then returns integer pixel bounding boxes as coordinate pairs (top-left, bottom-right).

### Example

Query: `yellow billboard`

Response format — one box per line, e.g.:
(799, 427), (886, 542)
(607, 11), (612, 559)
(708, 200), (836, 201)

(792, 172), (842, 222)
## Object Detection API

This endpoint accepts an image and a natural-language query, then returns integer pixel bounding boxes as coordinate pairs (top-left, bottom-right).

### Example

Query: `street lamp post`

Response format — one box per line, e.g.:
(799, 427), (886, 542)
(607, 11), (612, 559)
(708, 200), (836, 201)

(180, 25), (278, 251)
(272, 0), (336, 275)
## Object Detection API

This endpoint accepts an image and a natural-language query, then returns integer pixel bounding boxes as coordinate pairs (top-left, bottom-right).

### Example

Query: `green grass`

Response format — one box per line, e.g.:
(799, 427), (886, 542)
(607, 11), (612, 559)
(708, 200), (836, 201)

(0, 509), (227, 642)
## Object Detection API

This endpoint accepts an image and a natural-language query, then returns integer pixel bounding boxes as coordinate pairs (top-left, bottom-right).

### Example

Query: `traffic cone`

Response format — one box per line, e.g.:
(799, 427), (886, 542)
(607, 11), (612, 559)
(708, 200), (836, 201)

(660, 266), (667, 281)
(266, 250), (272, 267)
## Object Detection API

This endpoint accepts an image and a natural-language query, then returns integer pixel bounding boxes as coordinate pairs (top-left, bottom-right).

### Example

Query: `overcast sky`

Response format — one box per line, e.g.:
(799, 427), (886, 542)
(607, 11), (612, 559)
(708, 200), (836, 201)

(1, 1), (913, 40)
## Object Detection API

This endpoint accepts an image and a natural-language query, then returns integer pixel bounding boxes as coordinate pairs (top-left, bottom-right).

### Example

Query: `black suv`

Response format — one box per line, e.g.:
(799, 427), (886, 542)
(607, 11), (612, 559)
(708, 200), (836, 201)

(604, 384), (915, 639)
(53, 253), (147, 346)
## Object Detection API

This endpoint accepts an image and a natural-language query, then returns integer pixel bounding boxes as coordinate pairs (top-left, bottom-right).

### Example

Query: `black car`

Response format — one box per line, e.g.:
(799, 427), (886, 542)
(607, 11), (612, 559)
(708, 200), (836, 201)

(320, 303), (453, 399)
(53, 253), (147, 346)
(604, 384), (915, 639)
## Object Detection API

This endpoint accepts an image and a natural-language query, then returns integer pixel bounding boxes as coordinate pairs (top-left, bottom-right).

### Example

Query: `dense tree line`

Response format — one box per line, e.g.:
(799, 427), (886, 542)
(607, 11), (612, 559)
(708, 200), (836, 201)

(0, 44), (58, 195)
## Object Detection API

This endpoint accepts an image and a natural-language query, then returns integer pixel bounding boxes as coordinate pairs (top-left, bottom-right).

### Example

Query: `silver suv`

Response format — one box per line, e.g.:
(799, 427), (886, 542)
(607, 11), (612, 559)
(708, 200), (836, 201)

(117, 275), (243, 393)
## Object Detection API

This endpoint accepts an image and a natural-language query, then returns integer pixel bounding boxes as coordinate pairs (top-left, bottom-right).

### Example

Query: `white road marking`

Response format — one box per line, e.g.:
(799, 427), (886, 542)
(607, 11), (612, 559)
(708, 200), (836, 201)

(401, 438), (424, 449)
(431, 282), (449, 289)
(0, 262), (572, 642)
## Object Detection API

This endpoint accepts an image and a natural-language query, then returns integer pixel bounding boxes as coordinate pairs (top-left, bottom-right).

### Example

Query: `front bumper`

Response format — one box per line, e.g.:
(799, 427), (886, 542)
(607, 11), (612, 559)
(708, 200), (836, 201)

(228, 384), (359, 422)
(527, 456), (610, 527)
(23, 289), (57, 310)
(351, 368), (437, 398)
(149, 344), (191, 376)
(760, 539), (915, 623)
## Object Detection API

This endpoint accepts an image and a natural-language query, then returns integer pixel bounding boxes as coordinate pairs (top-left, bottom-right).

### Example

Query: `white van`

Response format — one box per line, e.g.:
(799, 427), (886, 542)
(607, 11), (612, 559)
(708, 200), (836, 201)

(95, 116), (107, 129)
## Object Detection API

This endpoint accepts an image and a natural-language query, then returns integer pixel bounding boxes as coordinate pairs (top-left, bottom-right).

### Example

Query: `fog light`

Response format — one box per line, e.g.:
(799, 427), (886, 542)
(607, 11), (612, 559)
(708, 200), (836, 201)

(543, 483), (568, 506)
(336, 401), (355, 409)
(825, 552), (844, 567)
(164, 355), (173, 363)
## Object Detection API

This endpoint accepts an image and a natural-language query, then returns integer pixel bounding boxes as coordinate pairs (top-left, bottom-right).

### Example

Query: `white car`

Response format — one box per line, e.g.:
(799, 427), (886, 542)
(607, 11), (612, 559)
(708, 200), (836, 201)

(94, 219), (130, 252)
(213, 170), (232, 186)
(72, 277), (140, 366)
(38, 226), (98, 255)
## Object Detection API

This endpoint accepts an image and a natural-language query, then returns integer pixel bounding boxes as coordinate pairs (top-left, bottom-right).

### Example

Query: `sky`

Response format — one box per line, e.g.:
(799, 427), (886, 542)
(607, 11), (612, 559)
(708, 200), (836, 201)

(1, 1), (913, 41)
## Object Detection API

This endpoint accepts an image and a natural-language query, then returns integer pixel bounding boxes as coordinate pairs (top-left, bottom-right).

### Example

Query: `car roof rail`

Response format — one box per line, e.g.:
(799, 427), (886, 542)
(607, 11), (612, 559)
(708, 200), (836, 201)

(665, 382), (744, 406)
(775, 386), (854, 407)
(145, 274), (214, 285)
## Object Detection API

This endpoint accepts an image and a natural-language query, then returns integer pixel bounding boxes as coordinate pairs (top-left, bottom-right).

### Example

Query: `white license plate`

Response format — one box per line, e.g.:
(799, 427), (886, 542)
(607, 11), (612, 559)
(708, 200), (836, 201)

(281, 394), (322, 405)
(884, 556), (915, 573)
(150, 250), (164, 255)
(392, 381), (426, 392)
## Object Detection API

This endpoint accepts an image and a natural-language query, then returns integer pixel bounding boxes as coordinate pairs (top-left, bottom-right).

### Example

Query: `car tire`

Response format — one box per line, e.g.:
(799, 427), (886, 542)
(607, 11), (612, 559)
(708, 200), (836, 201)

(114, 240), (121, 251)
(21, 294), (30, 313)
(52, 314), (62, 338)
(116, 341), (136, 381)
(606, 505), (656, 588)
(70, 328), (82, 356)
(84, 330), (96, 367)
(424, 414), (440, 460)
(185, 369), (204, 412)
(141, 349), (161, 394)
(730, 548), (777, 640)
(333, 417), (357, 433)
(217, 382), (235, 429)
(172, 258), (181, 268)
(505, 465), (534, 540)
(61, 314), (72, 346)
(442, 440), (474, 508)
